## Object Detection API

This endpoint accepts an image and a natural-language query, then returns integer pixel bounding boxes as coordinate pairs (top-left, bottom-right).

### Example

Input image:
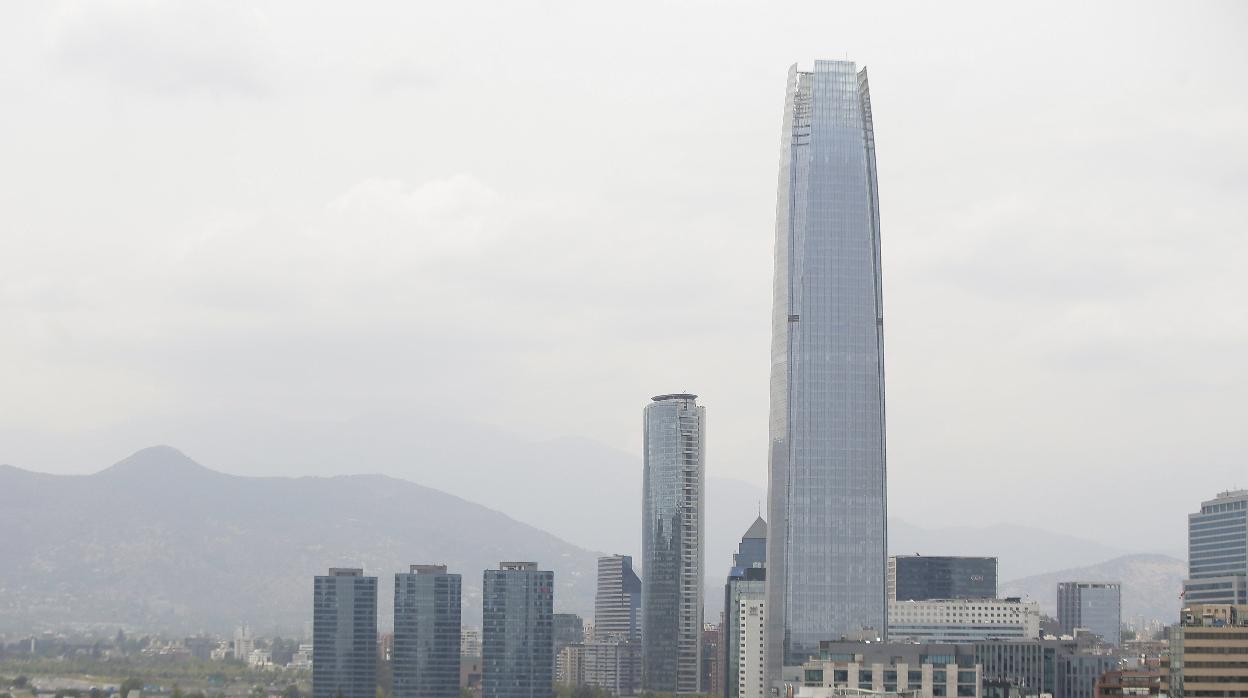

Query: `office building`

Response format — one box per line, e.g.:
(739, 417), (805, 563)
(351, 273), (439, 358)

(1094, 670), (1160, 698)
(394, 565), (462, 698)
(554, 613), (585, 660)
(890, 557), (998, 602)
(482, 562), (554, 698)
(703, 626), (722, 698)
(313, 568), (379, 698)
(595, 555), (642, 642)
(888, 598), (1040, 643)
(1056, 652), (1120, 698)
(724, 517), (767, 698)
(642, 393), (705, 692)
(779, 638), (1116, 698)
(790, 641), (982, 698)
(1183, 490), (1248, 605)
(1057, 583), (1122, 646)
(1164, 603), (1248, 698)
(765, 59), (888, 679)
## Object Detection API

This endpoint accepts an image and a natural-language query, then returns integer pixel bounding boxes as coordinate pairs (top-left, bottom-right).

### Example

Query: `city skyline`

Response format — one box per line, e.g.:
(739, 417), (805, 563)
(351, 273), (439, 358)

(2, 3), (1247, 698)
(1, 2), (1244, 552)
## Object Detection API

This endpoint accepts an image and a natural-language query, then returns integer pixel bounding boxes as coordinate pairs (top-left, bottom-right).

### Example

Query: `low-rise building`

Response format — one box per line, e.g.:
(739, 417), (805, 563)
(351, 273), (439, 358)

(1093, 670), (1160, 698)
(791, 642), (982, 698)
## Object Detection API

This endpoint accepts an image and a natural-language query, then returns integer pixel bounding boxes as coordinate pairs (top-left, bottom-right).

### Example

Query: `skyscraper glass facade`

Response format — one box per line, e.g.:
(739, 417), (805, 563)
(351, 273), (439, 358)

(393, 565), (462, 698)
(482, 562), (554, 698)
(595, 555), (641, 643)
(313, 568), (379, 698)
(1056, 582), (1121, 646)
(1184, 491), (1248, 605)
(642, 394), (705, 693)
(765, 59), (888, 677)
(890, 556), (998, 601)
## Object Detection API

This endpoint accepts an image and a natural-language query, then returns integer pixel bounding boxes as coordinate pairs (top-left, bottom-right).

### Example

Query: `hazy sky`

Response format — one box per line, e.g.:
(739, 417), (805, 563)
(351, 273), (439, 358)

(1, 1), (1245, 551)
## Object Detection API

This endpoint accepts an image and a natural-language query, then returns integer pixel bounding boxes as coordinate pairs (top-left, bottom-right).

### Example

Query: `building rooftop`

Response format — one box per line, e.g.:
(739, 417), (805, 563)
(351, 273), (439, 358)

(743, 516), (768, 540)
(409, 564), (448, 574)
(651, 393), (697, 402)
(499, 561), (538, 571)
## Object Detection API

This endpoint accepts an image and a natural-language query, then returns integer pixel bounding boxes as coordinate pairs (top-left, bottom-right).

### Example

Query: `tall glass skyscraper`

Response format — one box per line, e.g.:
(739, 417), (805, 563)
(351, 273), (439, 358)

(642, 394), (705, 693)
(482, 562), (554, 698)
(313, 568), (379, 698)
(394, 565), (462, 698)
(764, 60), (888, 678)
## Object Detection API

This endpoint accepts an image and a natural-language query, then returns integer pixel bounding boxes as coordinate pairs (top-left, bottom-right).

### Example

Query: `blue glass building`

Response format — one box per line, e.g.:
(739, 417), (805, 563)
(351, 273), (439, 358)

(1183, 490), (1248, 605)
(482, 562), (554, 698)
(890, 556), (998, 601)
(642, 394), (705, 693)
(313, 568), (378, 698)
(765, 59), (888, 678)
(1056, 582), (1121, 646)
(393, 565), (461, 698)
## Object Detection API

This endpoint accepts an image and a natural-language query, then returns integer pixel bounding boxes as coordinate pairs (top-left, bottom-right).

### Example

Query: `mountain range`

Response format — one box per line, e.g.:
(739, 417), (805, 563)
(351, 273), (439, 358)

(0, 443), (1188, 635)
(1001, 553), (1186, 623)
(0, 446), (600, 635)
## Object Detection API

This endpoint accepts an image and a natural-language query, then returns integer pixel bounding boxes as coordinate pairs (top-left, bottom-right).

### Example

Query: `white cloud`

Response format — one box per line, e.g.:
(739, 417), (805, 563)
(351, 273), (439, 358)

(48, 0), (273, 97)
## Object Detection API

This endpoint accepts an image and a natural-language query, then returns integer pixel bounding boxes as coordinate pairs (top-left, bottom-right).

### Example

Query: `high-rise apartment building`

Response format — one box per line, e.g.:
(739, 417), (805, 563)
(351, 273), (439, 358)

(1183, 490), (1248, 605)
(889, 556), (998, 602)
(724, 518), (767, 698)
(233, 625), (255, 661)
(313, 568), (379, 698)
(1057, 582), (1121, 646)
(642, 393), (705, 693)
(594, 555), (642, 642)
(557, 641), (642, 696)
(482, 562), (554, 698)
(765, 59), (888, 679)
(393, 565), (462, 698)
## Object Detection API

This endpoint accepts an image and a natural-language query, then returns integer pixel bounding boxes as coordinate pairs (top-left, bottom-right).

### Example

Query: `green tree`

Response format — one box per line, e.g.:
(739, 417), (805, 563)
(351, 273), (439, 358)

(119, 678), (143, 698)
(13, 678), (28, 689)
(282, 685), (301, 698)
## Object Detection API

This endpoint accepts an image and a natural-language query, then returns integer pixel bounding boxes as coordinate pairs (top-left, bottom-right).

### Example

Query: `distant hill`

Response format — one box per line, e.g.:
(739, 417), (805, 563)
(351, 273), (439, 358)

(0, 412), (1178, 614)
(0, 446), (601, 635)
(1000, 553), (1186, 624)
